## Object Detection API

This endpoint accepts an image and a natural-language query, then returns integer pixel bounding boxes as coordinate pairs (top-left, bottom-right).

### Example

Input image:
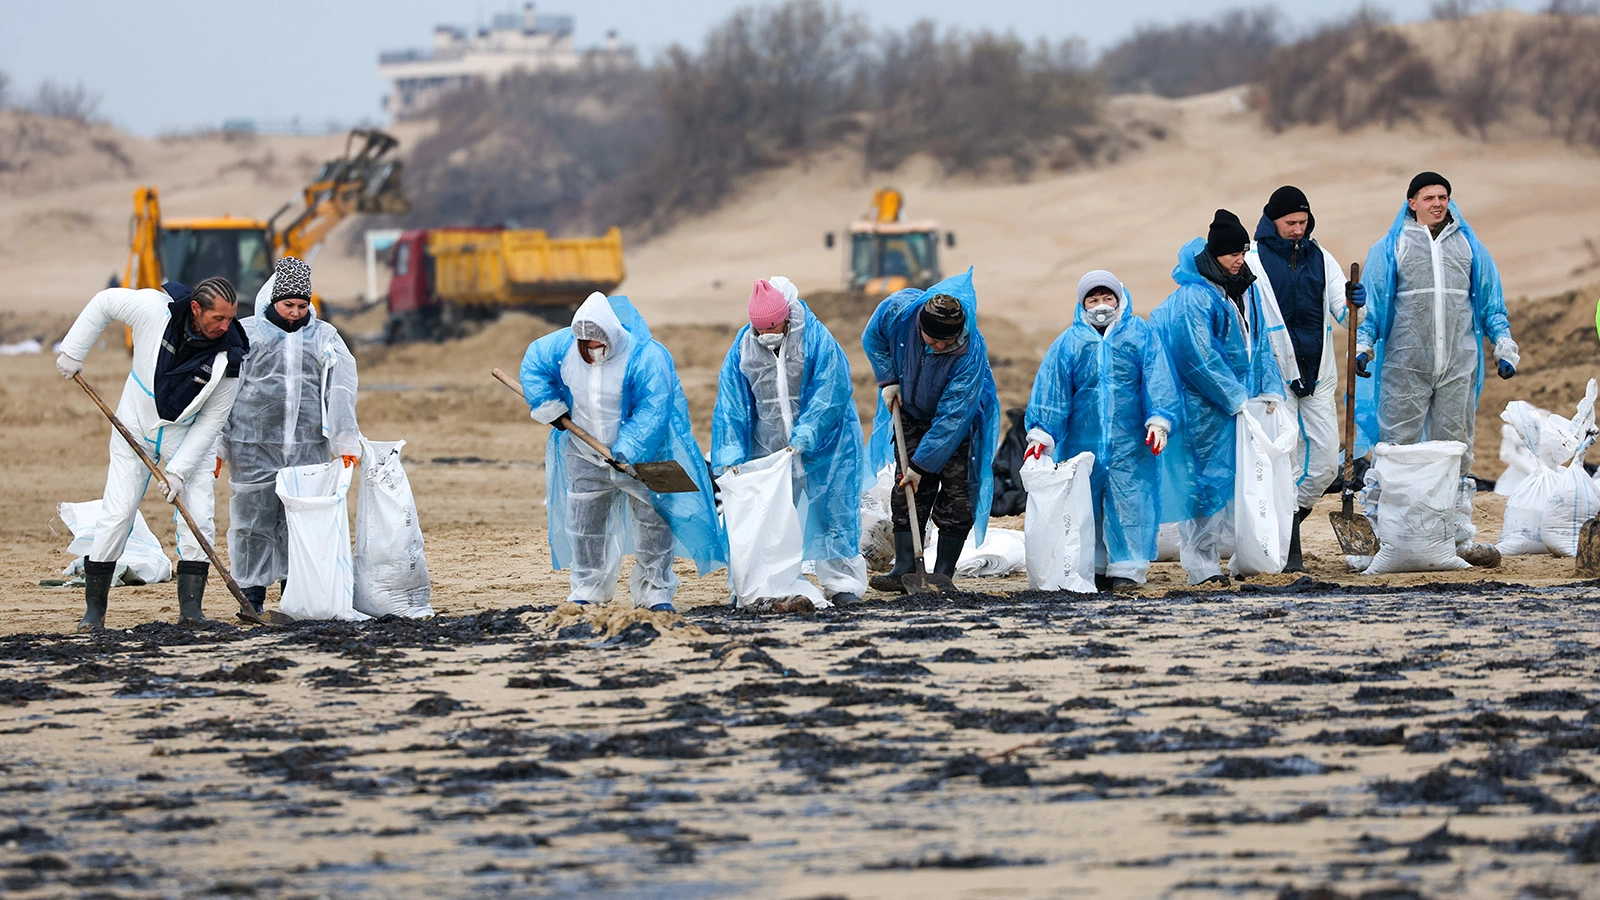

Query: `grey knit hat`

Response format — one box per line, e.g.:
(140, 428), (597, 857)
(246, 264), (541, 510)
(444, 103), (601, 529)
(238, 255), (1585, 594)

(271, 256), (312, 302)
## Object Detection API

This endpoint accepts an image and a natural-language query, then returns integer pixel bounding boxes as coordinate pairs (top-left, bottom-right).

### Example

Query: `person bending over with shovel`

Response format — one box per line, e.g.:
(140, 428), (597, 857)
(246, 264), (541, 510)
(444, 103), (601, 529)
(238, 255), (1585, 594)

(518, 292), (726, 612)
(55, 276), (249, 629)
(220, 257), (361, 616)
(711, 277), (870, 606)
(862, 268), (1000, 593)
(1025, 270), (1183, 593)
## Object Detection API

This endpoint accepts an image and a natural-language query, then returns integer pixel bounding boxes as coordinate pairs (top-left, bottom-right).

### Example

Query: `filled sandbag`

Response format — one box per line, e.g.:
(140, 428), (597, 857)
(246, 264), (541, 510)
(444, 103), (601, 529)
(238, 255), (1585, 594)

(922, 524), (1027, 577)
(58, 500), (172, 585)
(1363, 441), (1470, 575)
(860, 463), (896, 573)
(1230, 403), (1297, 577)
(1020, 452), (1097, 593)
(276, 461), (366, 621)
(1498, 389), (1600, 557)
(353, 438), (434, 618)
(717, 449), (826, 608)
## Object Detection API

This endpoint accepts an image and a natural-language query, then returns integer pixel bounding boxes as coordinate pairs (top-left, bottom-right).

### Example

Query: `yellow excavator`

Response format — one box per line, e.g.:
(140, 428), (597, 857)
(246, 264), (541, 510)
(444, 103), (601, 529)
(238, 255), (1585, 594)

(118, 129), (408, 324)
(824, 188), (953, 298)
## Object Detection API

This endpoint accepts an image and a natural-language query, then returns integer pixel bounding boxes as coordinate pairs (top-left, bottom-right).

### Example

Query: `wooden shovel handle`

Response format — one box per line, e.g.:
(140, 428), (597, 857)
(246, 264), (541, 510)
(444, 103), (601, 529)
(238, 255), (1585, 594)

(490, 368), (616, 463)
(890, 402), (926, 559)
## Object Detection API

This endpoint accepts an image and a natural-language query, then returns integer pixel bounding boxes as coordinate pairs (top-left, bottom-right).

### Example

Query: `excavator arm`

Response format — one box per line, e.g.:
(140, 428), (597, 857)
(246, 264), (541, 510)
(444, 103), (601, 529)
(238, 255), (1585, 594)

(124, 186), (164, 291)
(271, 129), (409, 264)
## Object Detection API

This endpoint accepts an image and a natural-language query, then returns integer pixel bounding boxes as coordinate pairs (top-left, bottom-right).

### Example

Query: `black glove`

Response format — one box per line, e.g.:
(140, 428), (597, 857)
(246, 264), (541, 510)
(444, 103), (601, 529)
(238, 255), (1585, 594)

(1355, 352), (1372, 378)
(1498, 360), (1516, 380)
(1290, 379), (1315, 398)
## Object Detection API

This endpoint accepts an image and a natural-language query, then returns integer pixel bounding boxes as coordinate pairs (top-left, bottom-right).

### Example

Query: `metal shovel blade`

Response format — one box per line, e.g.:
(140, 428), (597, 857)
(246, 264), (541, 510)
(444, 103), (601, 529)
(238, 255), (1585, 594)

(1575, 516), (1600, 577)
(629, 461), (700, 494)
(901, 569), (957, 596)
(1329, 495), (1379, 557)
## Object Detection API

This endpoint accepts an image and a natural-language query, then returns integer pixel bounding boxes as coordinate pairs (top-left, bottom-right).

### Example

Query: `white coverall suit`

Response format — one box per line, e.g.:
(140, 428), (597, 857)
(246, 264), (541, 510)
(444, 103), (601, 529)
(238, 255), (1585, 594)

(58, 288), (241, 565)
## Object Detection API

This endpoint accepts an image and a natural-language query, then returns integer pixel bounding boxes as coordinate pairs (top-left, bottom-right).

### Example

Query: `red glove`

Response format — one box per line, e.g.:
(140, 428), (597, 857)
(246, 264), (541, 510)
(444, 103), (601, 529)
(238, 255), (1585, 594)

(341, 455), (358, 468)
(1024, 442), (1048, 462)
(213, 458), (223, 478)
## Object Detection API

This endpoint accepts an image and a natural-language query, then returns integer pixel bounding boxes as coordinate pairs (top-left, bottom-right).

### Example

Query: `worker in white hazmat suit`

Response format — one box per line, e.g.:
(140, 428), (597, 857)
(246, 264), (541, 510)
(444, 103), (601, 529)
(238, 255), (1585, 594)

(55, 277), (248, 629)
(711, 277), (869, 604)
(1244, 186), (1364, 571)
(1354, 172), (1518, 568)
(519, 293), (726, 611)
(221, 257), (361, 615)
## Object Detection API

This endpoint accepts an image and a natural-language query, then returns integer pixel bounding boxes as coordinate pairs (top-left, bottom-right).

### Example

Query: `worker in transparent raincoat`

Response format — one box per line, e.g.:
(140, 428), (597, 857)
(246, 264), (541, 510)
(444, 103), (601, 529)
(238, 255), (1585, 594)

(221, 257), (360, 615)
(862, 267), (1001, 590)
(1024, 270), (1184, 592)
(1354, 172), (1518, 566)
(519, 293), (725, 611)
(711, 277), (870, 604)
(1149, 211), (1287, 585)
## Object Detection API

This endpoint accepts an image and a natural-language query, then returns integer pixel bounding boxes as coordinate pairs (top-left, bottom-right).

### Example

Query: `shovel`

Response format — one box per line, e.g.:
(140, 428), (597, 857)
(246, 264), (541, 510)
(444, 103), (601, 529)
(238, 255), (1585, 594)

(491, 368), (700, 493)
(72, 374), (287, 626)
(890, 402), (956, 595)
(1328, 262), (1381, 557)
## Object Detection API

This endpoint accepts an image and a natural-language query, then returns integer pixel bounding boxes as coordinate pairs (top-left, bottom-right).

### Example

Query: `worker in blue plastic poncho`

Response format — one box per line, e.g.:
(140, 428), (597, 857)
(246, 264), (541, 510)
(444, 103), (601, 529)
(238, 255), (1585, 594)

(711, 277), (869, 605)
(861, 267), (1001, 592)
(1150, 210), (1287, 585)
(1024, 270), (1183, 592)
(222, 257), (361, 617)
(519, 293), (726, 611)
(1355, 172), (1518, 568)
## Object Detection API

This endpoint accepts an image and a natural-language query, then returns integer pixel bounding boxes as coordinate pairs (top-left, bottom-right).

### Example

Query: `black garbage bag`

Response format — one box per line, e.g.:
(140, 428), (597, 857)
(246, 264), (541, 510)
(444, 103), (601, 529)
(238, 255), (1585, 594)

(991, 408), (1029, 517)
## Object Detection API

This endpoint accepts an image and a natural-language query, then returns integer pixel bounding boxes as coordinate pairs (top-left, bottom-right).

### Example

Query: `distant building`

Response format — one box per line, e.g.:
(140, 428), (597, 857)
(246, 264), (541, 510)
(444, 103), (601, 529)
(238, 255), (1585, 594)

(378, 3), (634, 119)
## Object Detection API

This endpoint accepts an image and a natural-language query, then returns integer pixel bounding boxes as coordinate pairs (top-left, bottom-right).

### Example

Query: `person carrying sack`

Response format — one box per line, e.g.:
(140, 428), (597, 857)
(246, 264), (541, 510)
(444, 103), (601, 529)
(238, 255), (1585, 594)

(220, 257), (361, 616)
(55, 276), (249, 629)
(861, 268), (1001, 592)
(519, 292), (726, 612)
(711, 277), (869, 605)
(1025, 270), (1183, 592)
(1150, 210), (1288, 585)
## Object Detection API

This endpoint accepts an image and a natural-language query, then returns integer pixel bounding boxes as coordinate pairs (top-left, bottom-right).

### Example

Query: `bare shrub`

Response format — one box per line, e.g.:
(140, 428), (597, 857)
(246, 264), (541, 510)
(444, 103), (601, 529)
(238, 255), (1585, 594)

(1098, 7), (1280, 98)
(1260, 9), (1441, 132)
(1510, 15), (1600, 146)
(1430, 0), (1481, 19)
(1445, 35), (1512, 139)
(26, 80), (101, 124)
(0, 70), (9, 108)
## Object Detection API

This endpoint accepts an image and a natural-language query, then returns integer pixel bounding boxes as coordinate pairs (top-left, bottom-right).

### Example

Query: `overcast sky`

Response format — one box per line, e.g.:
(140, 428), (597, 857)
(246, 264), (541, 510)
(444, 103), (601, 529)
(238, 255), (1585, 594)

(1, 0), (1543, 135)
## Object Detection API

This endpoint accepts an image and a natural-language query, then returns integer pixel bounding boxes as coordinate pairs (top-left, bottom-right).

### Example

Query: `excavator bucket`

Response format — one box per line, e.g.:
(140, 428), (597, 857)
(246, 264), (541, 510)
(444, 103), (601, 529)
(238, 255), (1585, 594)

(322, 129), (409, 214)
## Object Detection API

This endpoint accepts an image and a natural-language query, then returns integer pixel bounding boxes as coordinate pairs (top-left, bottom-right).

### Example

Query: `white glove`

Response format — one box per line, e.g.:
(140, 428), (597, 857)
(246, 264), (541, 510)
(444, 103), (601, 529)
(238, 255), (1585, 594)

(1263, 400), (1278, 415)
(881, 384), (901, 409)
(161, 472), (185, 505)
(1494, 337), (1521, 369)
(56, 353), (83, 379)
(898, 467), (923, 491)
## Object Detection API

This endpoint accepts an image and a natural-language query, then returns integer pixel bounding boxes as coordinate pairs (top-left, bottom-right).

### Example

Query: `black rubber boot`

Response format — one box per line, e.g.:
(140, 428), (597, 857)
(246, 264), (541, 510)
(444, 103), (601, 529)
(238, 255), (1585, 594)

(79, 558), (115, 632)
(933, 531), (966, 578)
(176, 560), (211, 626)
(1094, 574), (1114, 593)
(1286, 507), (1312, 573)
(869, 532), (917, 594)
(242, 586), (267, 616)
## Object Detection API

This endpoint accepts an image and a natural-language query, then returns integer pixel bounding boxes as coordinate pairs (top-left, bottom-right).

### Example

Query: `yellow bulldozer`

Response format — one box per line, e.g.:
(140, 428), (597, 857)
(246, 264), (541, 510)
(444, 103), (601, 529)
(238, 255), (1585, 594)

(118, 129), (409, 320)
(824, 188), (954, 298)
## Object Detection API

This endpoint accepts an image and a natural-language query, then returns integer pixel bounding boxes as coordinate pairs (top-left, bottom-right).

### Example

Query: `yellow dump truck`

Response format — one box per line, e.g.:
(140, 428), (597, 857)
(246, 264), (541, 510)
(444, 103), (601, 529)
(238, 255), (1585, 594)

(385, 226), (625, 341)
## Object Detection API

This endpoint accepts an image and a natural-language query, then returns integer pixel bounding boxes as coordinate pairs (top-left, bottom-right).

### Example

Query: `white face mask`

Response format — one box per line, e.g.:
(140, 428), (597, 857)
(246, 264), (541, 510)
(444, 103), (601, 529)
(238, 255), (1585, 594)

(588, 346), (607, 365)
(1085, 305), (1117, 328)
(755, 332), (784, 349)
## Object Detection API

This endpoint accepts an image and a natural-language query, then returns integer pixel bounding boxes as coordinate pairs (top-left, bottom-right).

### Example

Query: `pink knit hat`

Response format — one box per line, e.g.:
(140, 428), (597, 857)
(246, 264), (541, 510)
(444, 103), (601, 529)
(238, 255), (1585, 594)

(748, 279), (789, 330)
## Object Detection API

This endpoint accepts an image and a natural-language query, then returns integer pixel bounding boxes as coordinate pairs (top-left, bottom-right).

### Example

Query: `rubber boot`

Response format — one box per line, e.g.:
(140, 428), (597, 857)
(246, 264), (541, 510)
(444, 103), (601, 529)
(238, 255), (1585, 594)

(79, 558), (115, 632)
(933, 531), (966, 578)
(176, 560), (211, 626)
(1285, 507), (1312, 573)
(869, 532), (916, 594)
(242, 586), (267, 616)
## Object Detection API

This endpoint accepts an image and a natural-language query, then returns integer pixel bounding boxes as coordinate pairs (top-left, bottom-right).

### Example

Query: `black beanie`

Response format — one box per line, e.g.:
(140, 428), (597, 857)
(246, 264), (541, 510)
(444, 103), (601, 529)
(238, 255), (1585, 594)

(1205, 209), (1250, 257)
(1407, 171), (1450, 199)
(919, 294), (966, 341)
(1263, 185), (1311, 222)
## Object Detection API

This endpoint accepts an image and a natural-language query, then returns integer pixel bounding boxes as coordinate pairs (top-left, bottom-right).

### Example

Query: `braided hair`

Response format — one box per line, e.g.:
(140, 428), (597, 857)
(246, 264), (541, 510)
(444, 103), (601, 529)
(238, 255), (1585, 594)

(191, 276), (238, 310)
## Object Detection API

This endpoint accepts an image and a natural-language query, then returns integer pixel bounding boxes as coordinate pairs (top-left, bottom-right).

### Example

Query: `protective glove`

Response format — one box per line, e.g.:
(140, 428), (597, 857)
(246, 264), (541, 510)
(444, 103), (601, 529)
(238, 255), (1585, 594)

(880, 384), (901, 410)
(1290, 379), (1315, 398)
(55, 353), (83, 379)
(1345, 282), (1367, 308)
(608, 453), (638, 479)
(1262, 400), (1278, 415)
(1024, 441), (1049, 462)
(213, 458), (223, 478)
(898, 466), (923, 491)
(1355, 352), (1372, 378)
(1498, 360), (1516, 380)
(341, 455), (358, 468)
(161, 472), (185, 505)
(1145, 424), (1168, 456)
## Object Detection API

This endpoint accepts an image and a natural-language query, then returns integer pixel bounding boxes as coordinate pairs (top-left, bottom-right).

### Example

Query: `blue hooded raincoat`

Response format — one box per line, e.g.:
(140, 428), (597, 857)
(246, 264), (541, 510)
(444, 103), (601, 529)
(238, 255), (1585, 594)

(1353, 201), (1511, 458)
(1149, 238), (1287, 519)
(711, 298), (867, 562)
(519, 296), (727, 575)
(862, 268), (1001, 544)
(1027, 284), (1184, 566)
